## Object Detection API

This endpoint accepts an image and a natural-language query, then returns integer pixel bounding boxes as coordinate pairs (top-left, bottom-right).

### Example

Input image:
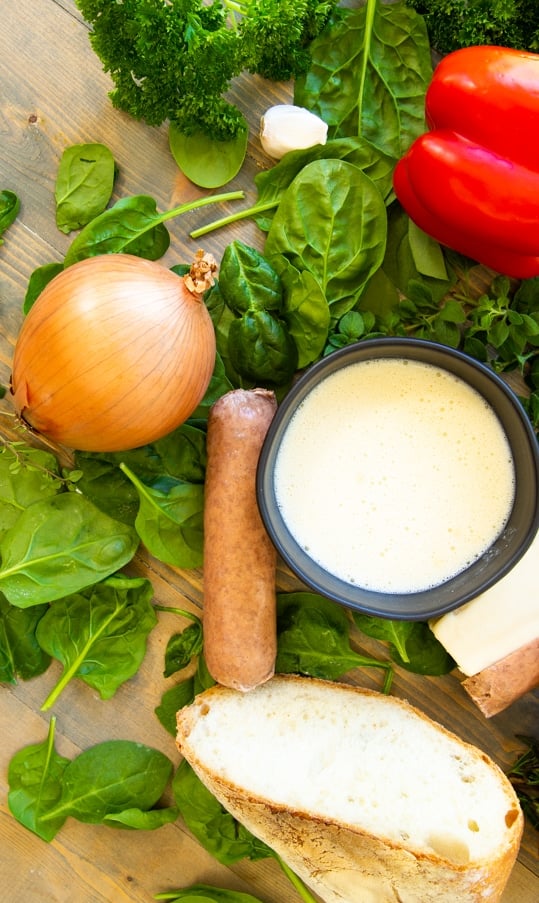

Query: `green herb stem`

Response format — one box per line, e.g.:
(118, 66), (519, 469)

(158, 190), (245, 226)
(275, 855), (320, 903)
(190, 199), (279, 238)
(154, 603), (202, 627)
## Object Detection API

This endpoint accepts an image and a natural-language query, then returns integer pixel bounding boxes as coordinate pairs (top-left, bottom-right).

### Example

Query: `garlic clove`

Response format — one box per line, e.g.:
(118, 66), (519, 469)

(259, 104), (328, 160)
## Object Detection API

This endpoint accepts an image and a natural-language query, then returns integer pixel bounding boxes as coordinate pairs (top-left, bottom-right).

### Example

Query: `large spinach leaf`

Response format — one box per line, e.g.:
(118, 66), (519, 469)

(265, 158), (387, 322)
(37, 574), (156, 709)
(0, 594), (50, 683)
(55, 142), (116, 234)
(8, 717), (70, 842)
(0, 493), (139, 607)
(294, 0), (432, 159)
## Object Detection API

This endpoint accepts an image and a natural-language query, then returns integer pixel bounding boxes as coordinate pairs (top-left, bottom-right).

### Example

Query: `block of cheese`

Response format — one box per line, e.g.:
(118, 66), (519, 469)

(430, 532), (539, 677)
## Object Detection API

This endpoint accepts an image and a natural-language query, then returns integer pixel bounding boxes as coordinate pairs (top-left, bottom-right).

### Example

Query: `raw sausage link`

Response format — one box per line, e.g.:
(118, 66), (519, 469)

(203, 387), (278, 691)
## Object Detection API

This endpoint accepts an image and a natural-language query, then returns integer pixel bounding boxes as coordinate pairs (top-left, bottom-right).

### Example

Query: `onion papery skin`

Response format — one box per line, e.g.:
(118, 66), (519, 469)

(10, 254), (217, 452)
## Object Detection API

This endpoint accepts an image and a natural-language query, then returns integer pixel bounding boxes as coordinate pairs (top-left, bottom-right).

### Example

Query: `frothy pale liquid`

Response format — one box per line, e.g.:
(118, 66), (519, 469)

(274, 358), (515, 593)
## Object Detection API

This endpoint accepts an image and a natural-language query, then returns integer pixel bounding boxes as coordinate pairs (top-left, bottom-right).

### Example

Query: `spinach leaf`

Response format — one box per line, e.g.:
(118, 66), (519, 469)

(169, 119), (248, 189)
(43, 739), (173, 825)
(104, 805), (179, 830)
(353, 614), (455, 675)
(23, 262), (64, 313)
(276, 592), (392, 689)
(164, 620), (204, 678)
(0, 443), (64, 540)
(55, 143), (116, 234)
(8, 717), (70, 841)
(37, 575), (156, 710)
(63, 190), (243, 265)
(0, 594), (50, 683)
(156, 677), (196, 736)
(0, 493), (139, 608)
(0, 189), (20, 243)
(69, 454), (140, 526)
(173, 760), (272, 864)
(294, 0), (432, 159)
(120, 466), (204, 569)
(227, 310), (298, 386)
(219, 241), (283, 314)
(272, 259), (330, 368)
(155, 884), (265, 902)
(265, 158), (387, 321)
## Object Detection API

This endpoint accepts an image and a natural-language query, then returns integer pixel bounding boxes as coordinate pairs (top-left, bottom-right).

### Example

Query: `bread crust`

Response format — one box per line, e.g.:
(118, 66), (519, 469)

(176, 676), (523, 903)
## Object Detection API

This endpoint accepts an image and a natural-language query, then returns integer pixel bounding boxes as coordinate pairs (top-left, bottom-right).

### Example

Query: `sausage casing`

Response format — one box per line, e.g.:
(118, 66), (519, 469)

(202, 387), (278, 691)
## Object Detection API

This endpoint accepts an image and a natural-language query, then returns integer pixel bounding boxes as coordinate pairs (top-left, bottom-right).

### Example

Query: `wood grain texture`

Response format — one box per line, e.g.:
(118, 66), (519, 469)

(0, 2), (537, 901)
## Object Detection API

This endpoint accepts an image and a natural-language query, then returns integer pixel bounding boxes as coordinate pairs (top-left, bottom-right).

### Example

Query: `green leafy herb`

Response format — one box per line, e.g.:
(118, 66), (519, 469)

(0, 493), (139, 608)
(75, 0), (338, 143)
(295, 0), (432, 158)
(507, 736), (539, 830)
(55, 143), (116, 233)
(163, 620), (204, 679)
(405, 0), (539, 54)
(0, 189), (20, 243)
(37, 574), (156, 710)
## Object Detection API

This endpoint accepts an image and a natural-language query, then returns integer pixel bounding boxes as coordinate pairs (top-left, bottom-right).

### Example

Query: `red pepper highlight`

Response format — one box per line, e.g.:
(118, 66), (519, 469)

(393, 46), (539, 279)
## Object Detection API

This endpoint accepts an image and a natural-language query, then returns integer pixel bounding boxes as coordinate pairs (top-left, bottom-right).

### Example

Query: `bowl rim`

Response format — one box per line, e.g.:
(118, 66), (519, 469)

(256, 337), (539, 620)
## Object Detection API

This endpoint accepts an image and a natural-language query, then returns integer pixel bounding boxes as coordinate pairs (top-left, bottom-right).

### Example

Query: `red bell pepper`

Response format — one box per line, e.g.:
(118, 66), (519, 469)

(393, 46), (539, 279)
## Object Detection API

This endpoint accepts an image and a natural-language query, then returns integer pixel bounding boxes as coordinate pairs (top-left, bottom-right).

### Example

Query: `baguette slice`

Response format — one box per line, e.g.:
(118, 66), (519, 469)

(176, 675), (523, 903)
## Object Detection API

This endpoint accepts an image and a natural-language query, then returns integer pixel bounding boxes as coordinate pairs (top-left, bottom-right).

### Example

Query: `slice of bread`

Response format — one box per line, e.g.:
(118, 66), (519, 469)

(176, 675), (523, 903)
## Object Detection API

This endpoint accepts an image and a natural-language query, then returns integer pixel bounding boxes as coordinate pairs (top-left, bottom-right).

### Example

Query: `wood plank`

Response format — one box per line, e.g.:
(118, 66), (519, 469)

(0, 1), (537, 901)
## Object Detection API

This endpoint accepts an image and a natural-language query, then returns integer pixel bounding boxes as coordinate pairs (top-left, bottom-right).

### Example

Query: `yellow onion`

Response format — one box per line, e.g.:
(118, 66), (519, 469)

(10, 252), (217, 452)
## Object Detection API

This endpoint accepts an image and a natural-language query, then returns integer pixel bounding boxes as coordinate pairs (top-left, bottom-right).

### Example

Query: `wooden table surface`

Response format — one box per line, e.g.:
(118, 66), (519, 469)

(0, 2), (537, 901)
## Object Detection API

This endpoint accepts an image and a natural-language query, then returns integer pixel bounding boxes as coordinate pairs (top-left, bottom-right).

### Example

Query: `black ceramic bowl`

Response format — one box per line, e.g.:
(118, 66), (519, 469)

(256, 338), (539, 620)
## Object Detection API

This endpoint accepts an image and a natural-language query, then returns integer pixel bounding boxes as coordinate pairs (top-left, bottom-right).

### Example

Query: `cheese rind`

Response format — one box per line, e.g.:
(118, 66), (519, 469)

(430, 533), (539, 676)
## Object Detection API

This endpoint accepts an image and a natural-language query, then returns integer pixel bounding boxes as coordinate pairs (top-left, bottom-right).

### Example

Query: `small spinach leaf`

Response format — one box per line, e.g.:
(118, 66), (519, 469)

(169, 120), (248, 189)
(0, 189), (20, 243)
(227, 310), (298, 386)
(55, 143), (116, 234)
(37, 574), (156, 710)
(0, 594), (50, 683)
(164, 620), (204, 678)
(104, 805), (179, 830)
(219, 241), (283, 314)
(23, 262), (64, 313)
(155, 677), (197, 737)
(8, 717), (70, 841)
(155, 884), (265, 902)
(120, 465), (204, 569)
(353, 613), (455, 675)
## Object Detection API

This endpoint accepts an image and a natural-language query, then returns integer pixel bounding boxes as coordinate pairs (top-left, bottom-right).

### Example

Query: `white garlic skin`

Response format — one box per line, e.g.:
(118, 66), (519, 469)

(260, 104), (328, 160)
